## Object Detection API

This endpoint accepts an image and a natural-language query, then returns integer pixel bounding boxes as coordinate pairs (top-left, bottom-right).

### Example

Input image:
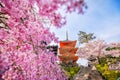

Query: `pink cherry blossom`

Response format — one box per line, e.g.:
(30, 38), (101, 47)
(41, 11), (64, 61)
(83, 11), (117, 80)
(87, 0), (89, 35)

(0, 0), (85, 79)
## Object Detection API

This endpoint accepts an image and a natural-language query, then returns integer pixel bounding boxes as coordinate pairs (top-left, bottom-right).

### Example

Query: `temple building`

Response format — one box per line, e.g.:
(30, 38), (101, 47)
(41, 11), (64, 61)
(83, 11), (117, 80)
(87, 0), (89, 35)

(58, 31), (78, 65)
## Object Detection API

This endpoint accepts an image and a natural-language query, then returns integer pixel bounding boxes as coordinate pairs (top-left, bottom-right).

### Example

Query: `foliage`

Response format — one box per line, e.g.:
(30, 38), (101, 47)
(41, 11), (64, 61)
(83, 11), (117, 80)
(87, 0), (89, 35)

(106, 47), (120, 51)
(98, 56), (120, 65)
(96, 56), (120, 80)
(104, 42), (120, 57)
(62, 66), (80, 79)
(0, 0), (85, 79)
(98, 57), (107, 64)
(78, 31), (96, 44)
(96, 64), (120, 80)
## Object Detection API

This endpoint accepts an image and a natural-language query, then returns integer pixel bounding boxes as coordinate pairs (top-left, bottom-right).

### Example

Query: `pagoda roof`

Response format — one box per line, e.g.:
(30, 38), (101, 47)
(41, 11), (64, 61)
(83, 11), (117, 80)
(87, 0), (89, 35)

(59, 40), (77, 47)
(59, 40), (77, 42)
(59, 47), (78, 54)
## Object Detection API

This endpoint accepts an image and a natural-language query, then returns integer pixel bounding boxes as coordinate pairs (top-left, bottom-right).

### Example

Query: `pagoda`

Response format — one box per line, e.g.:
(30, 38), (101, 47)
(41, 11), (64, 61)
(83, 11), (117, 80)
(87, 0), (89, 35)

(58, 31), (78, 65)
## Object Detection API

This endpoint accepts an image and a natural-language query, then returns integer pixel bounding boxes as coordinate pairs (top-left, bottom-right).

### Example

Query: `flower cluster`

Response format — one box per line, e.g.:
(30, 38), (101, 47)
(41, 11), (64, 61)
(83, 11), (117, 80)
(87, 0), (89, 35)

(0, 0), (85, 79)
(77, 40), (120, 59)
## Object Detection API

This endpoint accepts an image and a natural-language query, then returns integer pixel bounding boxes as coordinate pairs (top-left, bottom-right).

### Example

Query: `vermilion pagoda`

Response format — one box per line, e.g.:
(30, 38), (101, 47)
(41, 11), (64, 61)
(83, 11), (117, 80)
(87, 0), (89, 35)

(58, 32), (78, 64)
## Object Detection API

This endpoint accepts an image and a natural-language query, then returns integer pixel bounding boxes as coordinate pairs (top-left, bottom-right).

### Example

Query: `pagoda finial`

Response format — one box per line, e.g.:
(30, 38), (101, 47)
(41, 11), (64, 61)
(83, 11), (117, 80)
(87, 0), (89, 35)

(66, 31), (68, 41)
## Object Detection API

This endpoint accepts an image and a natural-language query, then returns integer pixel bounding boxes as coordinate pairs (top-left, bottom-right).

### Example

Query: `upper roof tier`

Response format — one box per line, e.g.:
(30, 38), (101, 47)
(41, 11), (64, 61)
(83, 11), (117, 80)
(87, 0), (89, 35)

(60, 40), (77, 47)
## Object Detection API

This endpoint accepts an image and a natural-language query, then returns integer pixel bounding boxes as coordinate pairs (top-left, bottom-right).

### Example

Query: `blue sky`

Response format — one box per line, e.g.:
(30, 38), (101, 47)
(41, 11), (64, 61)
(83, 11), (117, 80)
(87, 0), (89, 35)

(50, 0), (120, 45)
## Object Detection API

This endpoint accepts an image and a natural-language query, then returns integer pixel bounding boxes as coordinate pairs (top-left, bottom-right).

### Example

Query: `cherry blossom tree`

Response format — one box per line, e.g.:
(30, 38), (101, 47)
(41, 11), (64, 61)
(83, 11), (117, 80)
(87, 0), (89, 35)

(104, 42), (120, 57)
(0, 0), (86, 79)
(77, 40), (107, 59)
(77, 40), (120, 59)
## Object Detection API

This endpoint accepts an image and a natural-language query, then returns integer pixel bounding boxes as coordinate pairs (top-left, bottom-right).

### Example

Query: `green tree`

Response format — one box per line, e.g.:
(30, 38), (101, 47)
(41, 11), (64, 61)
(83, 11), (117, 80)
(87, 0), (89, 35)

(78, 31), (96, 44)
